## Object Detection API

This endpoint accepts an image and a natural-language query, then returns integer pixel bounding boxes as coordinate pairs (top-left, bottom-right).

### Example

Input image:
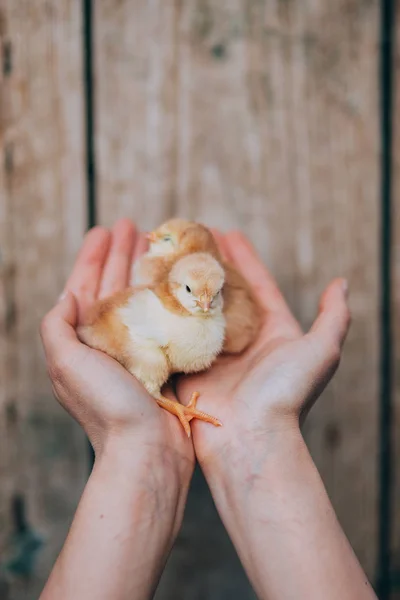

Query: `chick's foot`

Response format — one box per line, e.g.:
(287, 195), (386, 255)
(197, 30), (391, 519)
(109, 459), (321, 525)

(156, 393), (221, 437)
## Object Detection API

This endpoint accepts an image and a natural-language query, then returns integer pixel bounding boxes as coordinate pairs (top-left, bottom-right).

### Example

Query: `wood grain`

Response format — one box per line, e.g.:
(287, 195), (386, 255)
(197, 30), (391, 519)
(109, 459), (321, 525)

(95, 0), (180, 230)
(289, 0), (380, 578)
(0, 0), (385, 597)
(0, 1), (87, 597)
(173, 0), (380, 577)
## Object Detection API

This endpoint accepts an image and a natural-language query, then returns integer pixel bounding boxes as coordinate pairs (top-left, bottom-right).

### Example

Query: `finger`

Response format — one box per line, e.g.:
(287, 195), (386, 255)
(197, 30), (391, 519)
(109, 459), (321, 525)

(309, 278), (350, 352)
(225, 231), (297, 323)
(210, 229), (231, 261)
(65, 227), (111, 317)
(99, 219), (136, 298)
(132, 232), (149, 263)
(40, 292), (81, 361)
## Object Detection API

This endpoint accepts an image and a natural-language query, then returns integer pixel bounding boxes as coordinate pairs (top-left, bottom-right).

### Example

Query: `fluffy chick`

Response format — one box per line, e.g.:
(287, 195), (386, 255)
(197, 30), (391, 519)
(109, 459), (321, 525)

(132, 219), (220, 285)
(78, 252), (225, 437)
(132, 218), (261, 354)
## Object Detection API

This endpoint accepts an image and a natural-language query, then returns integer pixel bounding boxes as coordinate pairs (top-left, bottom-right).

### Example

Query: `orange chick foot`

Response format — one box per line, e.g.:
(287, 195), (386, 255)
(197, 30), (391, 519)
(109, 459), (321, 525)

(156, 393), (222, 437)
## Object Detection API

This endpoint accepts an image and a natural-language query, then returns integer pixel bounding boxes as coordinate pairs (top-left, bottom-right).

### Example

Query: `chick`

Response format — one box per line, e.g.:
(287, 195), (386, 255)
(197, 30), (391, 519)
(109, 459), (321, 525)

(78, 252), (225, 436)
(132, 219), (220, 285)
(132, 218), (261, 354)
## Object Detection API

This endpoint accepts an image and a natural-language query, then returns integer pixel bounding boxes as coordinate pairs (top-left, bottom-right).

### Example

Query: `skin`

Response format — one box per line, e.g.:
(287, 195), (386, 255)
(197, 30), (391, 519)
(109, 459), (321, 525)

(39, 220), (194, 600)
(178, 231), (377, 600)
(40, 219), (376, 600)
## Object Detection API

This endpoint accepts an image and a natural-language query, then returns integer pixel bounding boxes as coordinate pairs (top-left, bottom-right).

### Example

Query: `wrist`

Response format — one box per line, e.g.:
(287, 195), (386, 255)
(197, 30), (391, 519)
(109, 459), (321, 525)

(42, 429), (193, 600)
(96, 432), (193, 537)
(200, 425), (314, 597)
(201, 421), (306, 523)
(199, 411), (302, 477)
(200, 420), (374, 600)
(95, 424), (193, 480)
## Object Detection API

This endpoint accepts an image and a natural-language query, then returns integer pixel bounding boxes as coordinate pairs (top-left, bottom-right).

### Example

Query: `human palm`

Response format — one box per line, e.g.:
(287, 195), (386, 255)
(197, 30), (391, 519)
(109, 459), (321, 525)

(177, 231), (350, 462)
(41, 220), (194, 468)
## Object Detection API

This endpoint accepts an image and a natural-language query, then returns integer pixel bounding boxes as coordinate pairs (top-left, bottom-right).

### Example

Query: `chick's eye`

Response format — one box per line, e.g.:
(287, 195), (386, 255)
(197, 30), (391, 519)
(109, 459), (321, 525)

(162, 235), (171, 242)
(186, 285), (191, 293)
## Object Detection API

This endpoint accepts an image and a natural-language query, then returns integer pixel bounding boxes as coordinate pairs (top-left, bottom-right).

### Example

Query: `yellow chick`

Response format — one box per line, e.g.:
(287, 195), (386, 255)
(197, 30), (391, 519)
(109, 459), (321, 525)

(78, 252), (225, 436)
(132, 218), (261, 354)
(132, 219), (220, 285)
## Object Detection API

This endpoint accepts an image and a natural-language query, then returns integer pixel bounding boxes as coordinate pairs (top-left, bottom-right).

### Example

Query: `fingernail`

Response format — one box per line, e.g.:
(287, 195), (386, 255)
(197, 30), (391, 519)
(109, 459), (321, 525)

(58, 291), (67, 302)
(341, 279), (349, 298)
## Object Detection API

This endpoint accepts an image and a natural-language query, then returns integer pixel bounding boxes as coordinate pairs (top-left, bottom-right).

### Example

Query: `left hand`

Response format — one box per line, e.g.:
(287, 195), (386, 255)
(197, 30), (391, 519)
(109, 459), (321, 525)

(40, 220), (195, 481)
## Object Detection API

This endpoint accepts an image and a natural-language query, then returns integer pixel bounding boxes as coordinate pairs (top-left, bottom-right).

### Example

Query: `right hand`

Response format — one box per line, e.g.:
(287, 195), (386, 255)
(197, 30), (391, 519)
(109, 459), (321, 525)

(177, 231), (351, 467)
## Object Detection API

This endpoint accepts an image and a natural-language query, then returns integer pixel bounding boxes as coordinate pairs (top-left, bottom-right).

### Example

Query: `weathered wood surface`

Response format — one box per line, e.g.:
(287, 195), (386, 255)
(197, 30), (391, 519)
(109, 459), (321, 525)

(95, 0), (179, 230)
(0, 0), (384, 598)
(0, 1), (87, 598)
(95, 0), (380, 591)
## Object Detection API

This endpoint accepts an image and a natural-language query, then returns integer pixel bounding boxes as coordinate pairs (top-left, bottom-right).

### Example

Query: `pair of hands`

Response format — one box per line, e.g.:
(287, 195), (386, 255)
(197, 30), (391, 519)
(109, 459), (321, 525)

(40, 219), (350, 483)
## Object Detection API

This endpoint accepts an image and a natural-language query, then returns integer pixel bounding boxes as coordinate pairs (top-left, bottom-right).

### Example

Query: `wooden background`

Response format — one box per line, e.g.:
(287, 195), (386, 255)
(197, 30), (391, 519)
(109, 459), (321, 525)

(0, 0), (397, 598)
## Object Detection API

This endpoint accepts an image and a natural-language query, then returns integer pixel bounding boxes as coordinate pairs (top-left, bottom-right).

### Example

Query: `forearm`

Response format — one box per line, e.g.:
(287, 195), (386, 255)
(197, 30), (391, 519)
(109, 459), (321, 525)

(40, 436), (191, 600)
(203, 425), (376, 600)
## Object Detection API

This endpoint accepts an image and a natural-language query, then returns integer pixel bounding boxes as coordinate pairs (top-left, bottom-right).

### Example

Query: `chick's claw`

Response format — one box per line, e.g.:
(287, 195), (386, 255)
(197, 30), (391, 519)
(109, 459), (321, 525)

(184, 390), (222, 425)
(156, 393), (221, 438)
(186, 391), (200, 412)
(178, 398), (222, 437)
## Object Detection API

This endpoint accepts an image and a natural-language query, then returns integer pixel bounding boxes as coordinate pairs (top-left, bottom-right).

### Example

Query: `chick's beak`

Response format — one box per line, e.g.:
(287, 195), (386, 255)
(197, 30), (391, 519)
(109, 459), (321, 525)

(197, 296), (212, 312)
(145, 231), (157, 243)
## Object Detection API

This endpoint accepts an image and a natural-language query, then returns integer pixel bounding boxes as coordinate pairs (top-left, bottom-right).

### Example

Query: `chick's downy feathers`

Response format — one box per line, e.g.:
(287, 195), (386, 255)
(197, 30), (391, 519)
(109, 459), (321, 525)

(78, 251), (225, 436)
(133, 218), (262, 354)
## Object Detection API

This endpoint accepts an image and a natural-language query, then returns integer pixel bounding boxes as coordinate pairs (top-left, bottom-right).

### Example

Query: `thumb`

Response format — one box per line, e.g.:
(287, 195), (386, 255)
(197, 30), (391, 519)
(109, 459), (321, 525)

(309, 278), (351, 355)
(40, 291), (80, 359)
(56, 291), (79, 326)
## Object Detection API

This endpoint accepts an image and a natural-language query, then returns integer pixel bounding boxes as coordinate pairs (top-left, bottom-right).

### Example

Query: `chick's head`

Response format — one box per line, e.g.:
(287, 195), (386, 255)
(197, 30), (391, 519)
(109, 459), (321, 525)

(169, 252), (225, 315)
(147, 219), (220, 257)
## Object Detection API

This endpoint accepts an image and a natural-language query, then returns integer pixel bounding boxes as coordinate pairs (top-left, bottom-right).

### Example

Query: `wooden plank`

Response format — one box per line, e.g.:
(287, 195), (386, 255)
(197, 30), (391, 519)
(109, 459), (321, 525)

(0, 1), (87, 597)
(95, 0), (380, 589)
(392, 0), (400, 582)
(287, 1), (380, 579)
(175, 0), (380, 578)
(95, 0), (179, 230)
(174, 0), (298, 306)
